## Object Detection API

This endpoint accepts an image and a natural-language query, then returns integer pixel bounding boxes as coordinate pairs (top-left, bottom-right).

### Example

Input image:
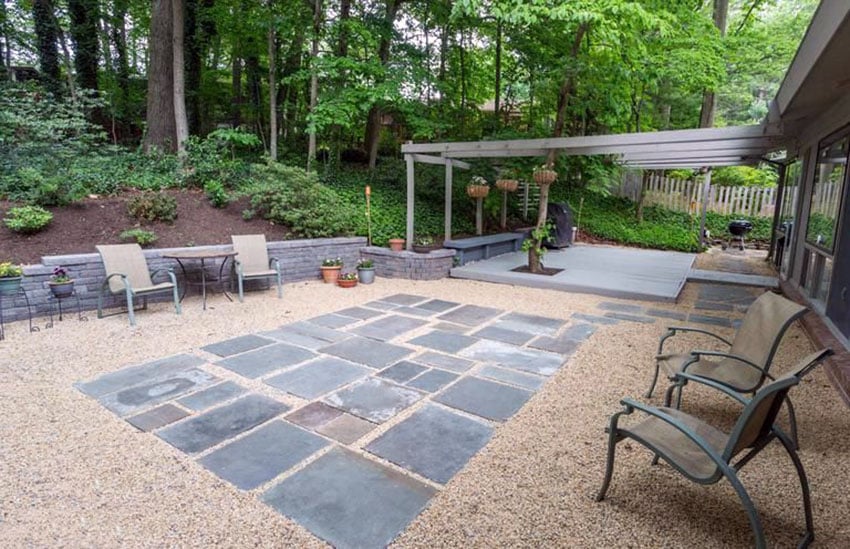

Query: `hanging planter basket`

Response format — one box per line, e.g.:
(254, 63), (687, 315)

(466, 184), (490, 199)
(495, 179), (519, 192)
(533, 170), (558, 186)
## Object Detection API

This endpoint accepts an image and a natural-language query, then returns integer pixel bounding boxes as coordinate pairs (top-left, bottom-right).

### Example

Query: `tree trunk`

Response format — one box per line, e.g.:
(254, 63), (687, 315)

(268, 1), (277, 161)
(0, 0), (9, 79)
(144, 0), (176, 153)
(231, 51), (242, 128)
(528, 182), (551, 273)
(549, 23), (588, 154)
(493, 19), (501, 127)
(699, 0), (728, 129)
(306, 0), (322, 171)
(365, 0), (402, 169)
(110, 0), (130, 100)
(32, 0), (62, 96)
(172, 0), (189, 156)
(68, 0), (99, 91)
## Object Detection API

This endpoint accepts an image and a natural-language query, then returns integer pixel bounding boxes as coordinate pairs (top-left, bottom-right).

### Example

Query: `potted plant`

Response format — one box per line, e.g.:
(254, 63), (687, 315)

(533, 165), (558, 186)
(466, 175), (490, 198)
(337, 271), (358, 288)
(320, 257), (343, 284)
(495, 169), (519, 192)
(357, 259), (376, 284)
(48, 266), (75, 298)
(412, 236), (437, 254)
(0, 262), (24, 296)
(388, 238), (405, 252)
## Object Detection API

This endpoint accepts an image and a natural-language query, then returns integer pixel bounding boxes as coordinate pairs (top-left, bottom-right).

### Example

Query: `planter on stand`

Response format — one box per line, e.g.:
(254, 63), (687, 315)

(320, 265), (342, 284)
(0, 276), (23, 296)
(49, 280), (75, 298)
(495, 179), (519, 229)
(533, 169), (557, 186)
(467, 182), (490, 236)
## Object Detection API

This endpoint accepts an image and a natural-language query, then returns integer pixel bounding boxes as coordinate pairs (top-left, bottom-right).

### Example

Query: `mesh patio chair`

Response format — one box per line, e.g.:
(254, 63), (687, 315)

(96, 244), (181, 326)
(597, 348), (833, 549)
(231, 234), (282, 302)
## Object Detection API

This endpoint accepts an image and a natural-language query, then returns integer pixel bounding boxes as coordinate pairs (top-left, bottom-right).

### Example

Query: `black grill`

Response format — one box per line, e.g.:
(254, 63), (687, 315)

(728, 220), (754, 236)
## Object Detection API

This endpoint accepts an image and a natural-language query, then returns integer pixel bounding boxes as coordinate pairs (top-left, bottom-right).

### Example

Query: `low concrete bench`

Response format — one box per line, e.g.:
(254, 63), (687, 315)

(443, 232), (527, 265)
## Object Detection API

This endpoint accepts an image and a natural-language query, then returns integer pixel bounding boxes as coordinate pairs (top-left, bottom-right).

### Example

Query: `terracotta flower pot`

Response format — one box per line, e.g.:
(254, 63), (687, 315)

(466, 184), (490, 199)
(533, 170), (557, 185)
(388, 238), (405, 252)
(495, 179), (519, 192)
(337, 278), (358, 288)
(320, 265), (342, 283)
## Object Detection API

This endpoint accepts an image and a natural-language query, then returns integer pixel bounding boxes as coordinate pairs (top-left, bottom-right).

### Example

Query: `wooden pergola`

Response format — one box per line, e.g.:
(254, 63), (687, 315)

(400, 124), (786, 249)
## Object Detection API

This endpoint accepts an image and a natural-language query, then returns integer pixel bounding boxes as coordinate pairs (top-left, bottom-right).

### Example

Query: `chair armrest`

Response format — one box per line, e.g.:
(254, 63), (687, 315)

(657, 326), (732, 354)
(674, 372), (751, 405)
(103, 272), (130, 291)
(269, 256), (281, 271)
(149, 266), (176, 282)
(684, 349), (764, 375)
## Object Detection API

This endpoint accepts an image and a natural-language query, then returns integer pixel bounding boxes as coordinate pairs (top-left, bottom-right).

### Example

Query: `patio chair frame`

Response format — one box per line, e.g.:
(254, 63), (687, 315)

(231, 235), (282, 302)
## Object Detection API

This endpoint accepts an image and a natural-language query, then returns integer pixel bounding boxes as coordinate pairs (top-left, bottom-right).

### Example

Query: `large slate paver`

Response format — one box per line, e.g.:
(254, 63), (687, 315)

(99, 368), (219, 417)
(178, 381), (247, 411)
(694, 301), (734, 312)
(316, 413), (377, 444)
(157, 394), (288, 454)
(598, 302), (644, 314)
(200, 420), (328, 490)
(286, 402), (343, 430)
(571, 313), (621, 326)
(379, 361), (428, 383)
(477, 366), (545, 391)
(646, 308), (688, 321)
(265, 357), (371, 399)
(687, 313), (732, 327)
(263, 447), (435, 549)
(308, 313), (361, 329)
(470, 325), (534, 346)
(415, 351), (475, 373)
(336, 307), (385, 320)
(393, 306), (437, 317)
(367, 405), (492, 484)
(406, 369), (458, 393)
(201, 335), (274, 357)
(459, 340), (565, 376)
(216, 343), (316, 379)
(75, 354), (206, 398)
(350, 315), (428, 341)
(435, 377), (532, 422)
(437, 304), (503, 326)
(697, 284), (759, 305)
(407, 330), (478, 354)
(127, 403), (190, 432)
(560, 322), (598, 341)
(494, 312), (565, 336)
(363, 300), (401, 311)
(325, 378), (423, 423)
(417, 299), (460, 313)
(380, 294), (428, 306)
(260, 321), (350, 350)
(528, 336), (581, 355)
(603, 312), (656, 324)
(321, 336), (413, 369)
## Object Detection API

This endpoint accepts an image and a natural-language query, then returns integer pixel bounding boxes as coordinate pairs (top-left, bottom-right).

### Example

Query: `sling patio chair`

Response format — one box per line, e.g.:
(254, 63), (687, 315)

(231, 234), (282, 302)
(596, 348), (833, 549)
(96, 244), (181, 326)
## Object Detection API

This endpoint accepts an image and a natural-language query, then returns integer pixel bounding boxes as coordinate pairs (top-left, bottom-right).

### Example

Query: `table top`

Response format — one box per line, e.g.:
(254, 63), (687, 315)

(162, 250), (238, 260)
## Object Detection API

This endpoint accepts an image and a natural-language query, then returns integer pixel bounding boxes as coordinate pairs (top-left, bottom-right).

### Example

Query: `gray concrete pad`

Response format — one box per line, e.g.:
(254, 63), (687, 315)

(75, 354), (206, 398)
(262, 447), (435, 549)
(216, 343), (316, 379)
(317, 413), (377, 444)
(378, 361), (428, 383)
(459, 340), (565, 376)
(350, 315), (428, 341)
(321, 336), (413, 369)
(415, 351), (475, 373)
(688, 269), (779, 289)
(335, 307), (385, 320)
(126, 403), (190, 432)
(435, 377), (532, 422)
(380, 294), (429, 306)
(477, 366), (545, 391)
(157, 394), (288, 454)
(417, 299), (460, 313)
(308, 313), (361, 329)
(405, 369), (458, 393)
(99, 368), (219, 417)
(437, 304), (503, 326)
(200, 420), (328, 490)
(366, 404), (492, 484)
(470, 325), (534, 345)
(450, 246), (695, 302)
(324, 378), (423, 423)
(407, 330), (478, 354)
(264, 357), (371, 399)
(178, 381), (247, 411)
(286, 401), (343, 430)
(201, 335), (274, 357)
(495, 312), (565, 336)
(259, 321), (350, 350)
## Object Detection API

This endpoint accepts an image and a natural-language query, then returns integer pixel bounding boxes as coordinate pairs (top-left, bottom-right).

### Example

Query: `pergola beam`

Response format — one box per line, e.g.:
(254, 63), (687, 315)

(411, 153), (471, 169)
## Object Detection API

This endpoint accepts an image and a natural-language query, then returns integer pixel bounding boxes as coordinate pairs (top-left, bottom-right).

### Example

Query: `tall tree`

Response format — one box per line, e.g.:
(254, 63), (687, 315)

(306, 0), (321, 170)
(268, 0), (277, 161)
(67, 0), (100, 91)
(144, 0), (176, 152)
(699, 0), (728, 128)
(32, 0), (62, 96)
(173, 0), (189, 155)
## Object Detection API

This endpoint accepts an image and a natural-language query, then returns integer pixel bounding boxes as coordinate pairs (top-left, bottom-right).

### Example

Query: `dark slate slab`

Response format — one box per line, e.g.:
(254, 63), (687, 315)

(200, 420), (328, 490)
(216, 343), (316, 379)
(259, 321), (350, 350)
(598, 302), (644, 314)
(126, 403), (190, 432)
(75, 354), (206, 398)
(363, 300), (401, 311)
(560, 322), (598, 341)
(431, 322), (470, 334)
(470, 326), (534, 346)
(571, 313), (621, 326)
(407, 330), (478, 354)
(316, 413), (377, 444)
(435, 377), (532, 422)
(321, 336), (414, 369)
(366, 405), (492, 484)
(324, 378), (423, 423)
(645, 308), (688, 321)
(336, 307), (385, 320)
(527, 336), (581, 355)
(350, 315), (429, 342)
(265, 357), (371, 399)
(286, 402), (343, 430)
(437, 305), (503, 327)
(406, 369), (458, 393)
(697, 284), (759, 304)
(603, 312), (657, 324)
(478, 366), (545, 391)
(308, 313), (361, 329)
(687, 313), (732, 327)
(380, 293), (429, 306)
(393, 306), (437, 317)
(415, 351), (475, 373)
(459, 340), (564, 376)
(695, 301), (734, 312)
(495, 313), (565, 336)
(201, 335), (274, 357)
(379, 361), (429, 383)
(157, 394), (288, 454)
(99, 368), (219, 417)
(178, 381), (247, 411)
(262, 447), (436, 549)
(417, 299), (460, 313)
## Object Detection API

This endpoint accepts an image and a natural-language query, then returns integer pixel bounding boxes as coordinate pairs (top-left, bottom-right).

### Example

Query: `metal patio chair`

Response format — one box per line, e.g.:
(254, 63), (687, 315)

(96, 244), (181, 326)
(597, 348), (833, 549)
(231, 234), (282, 302)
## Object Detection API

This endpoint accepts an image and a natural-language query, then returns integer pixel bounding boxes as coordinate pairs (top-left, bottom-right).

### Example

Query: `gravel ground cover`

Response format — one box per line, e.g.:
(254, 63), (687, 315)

(1, 272), (847, 547)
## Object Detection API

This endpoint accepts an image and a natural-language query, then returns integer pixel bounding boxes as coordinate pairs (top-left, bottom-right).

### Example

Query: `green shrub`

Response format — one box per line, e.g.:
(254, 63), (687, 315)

(119, 228), (158, 246)
(126, 191), (178, 222)
(3, 205), (54, 233)
(204, 180), (229, 208)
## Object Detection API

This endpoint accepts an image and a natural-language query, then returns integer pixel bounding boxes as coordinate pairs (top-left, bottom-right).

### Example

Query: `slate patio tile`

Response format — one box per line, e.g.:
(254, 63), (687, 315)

(379, 294), (429, 306)
(321, 336), (414, 369)
(378, 361), (429, 383)
(470, 326), (534, 346)
(405, 369), (458, 393)
(366, 404), (492, 484)
(495, 312), (565, 336)
(437, 304), (503, 326)
(178, 381), (247, 411)
(350, 315), (429, 341)
(308, 313), (361, 329)
(157, 394), (288, 454)
(528, 336), (581, 355)
(694, 301), (734, 312)
(324, 378), (423, 423)
(200, 420), (328, 490)
(687, 313), (732, 327)
(286, 402), (344, 430)
(571, 313), (621, 326)
(431, 322), (469, 334)
(99, 368), (219, 417)
(259, 321), (350, 350)
(477, 366), (545, 391)
(363, 300), (401, 311)
(393, 306), (437, 317)
(75, 353), (206, 398)
(697, 284), (758, 304)
(407, 330), (478, 354)
(559, 322), (598, 341)
(262, 447), (435, 549)
(414, 351), (475, 373)
(435, 377), (532, 422)
(265, 357), (371, 399)
(201, 335), (274, 357)
(603, 312), (657, 324)
(335, 307), (385, 320)
(216, 343), (317, 379)
(417, 299), (460, 313)
(646, 308), (688, 321)
(316, 413), (377, 444)
(598, 302), (644, 314)
(126, 403), (190, 432)
(459, 340), (564, 376)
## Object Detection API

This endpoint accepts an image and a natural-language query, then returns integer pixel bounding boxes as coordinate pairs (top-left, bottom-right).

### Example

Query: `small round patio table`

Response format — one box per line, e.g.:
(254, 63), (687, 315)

(162, 249), (238, 310)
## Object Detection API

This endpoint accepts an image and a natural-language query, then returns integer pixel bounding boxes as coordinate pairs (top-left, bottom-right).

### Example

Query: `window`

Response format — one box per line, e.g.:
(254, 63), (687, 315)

(780, 159), (802, 275)
(805, 133), (848, 253)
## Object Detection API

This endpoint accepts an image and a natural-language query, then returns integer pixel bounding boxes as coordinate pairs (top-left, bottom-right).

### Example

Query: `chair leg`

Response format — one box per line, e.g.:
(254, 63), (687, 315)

(276, 273), (282, 298)
(97, 287), (106, 319)
(785, 398), (799, 451)
(596, 420), (623, 501)
(125, 288), (136, 326)
(646, 361), (661, 398)
(172, 285), (182, 315)
(721, 465), (766, 549)
(775, 430), (815, 547)
(237, 274), (244, 303)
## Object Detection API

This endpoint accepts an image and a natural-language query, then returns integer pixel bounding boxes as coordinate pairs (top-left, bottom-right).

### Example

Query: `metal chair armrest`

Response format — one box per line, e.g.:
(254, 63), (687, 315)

(657, 326), (733, 354)
(685, 349), (764, 375)
(674, 372), (751, 405)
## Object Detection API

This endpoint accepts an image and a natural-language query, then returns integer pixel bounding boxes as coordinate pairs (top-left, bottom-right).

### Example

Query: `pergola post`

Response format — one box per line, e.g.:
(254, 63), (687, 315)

(445, 159), (453, 241)
(405, 153), (415, 250)
(699, 169), (713, 246)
